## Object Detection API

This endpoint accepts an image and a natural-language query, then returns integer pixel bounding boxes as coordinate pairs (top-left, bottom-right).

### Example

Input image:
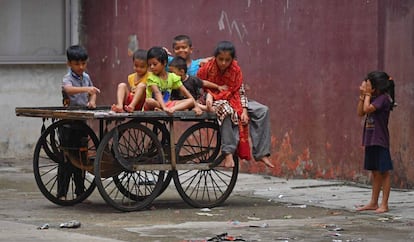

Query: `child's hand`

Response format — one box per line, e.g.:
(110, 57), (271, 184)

(87, 101), (96, 109)
(162, 47), (172, 55)
(193, 105), (203, 116)
(364, 80), (373, 95)
(240, 108), (249, 125)
(359, 81), (366, 95)
(206, 97), (213, 112)
(218, 85), (228, 91)
(87, 86), (101, 95)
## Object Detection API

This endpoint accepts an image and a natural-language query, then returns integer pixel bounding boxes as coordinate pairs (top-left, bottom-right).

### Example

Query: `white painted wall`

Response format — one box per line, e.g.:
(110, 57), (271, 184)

(0, 0), (81, 158)
(0, 65), (66, 158)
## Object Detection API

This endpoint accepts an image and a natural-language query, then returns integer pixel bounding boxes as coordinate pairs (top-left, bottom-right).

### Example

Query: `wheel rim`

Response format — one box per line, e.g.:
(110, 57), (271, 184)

(173, 122), (238, 208)
(94, 122), (165, 211)
(126, 119), (172, 196)
(33, 120), (97, 206)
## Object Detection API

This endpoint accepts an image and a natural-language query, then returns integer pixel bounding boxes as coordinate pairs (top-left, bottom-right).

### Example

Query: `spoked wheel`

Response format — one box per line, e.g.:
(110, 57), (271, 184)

(94, 121), (165, 212)
(173, 122), (239, 208)
(129, 119), (172, 196)
(33, 120), (98, 206)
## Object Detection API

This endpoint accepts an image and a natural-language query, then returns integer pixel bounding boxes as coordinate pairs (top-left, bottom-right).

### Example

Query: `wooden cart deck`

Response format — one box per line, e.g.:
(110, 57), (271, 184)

(15, 106), (217, 121)
(15, 106), (238, 211)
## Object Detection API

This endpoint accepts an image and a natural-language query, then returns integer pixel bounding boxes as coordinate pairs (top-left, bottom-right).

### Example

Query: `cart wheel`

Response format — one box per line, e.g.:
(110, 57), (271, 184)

(173, 122), (238, 208)
(33, 120), (98, 206)
(94, 121), (165, 212)
(130, 119), (172, 196)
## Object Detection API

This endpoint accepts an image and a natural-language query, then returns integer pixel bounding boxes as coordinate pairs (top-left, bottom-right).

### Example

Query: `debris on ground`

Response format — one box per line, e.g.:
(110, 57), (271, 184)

(207, 232), (246, 241)
(59, 220), (81, 228)
(287, 204), (307, 208)
(37, 223), (49, 230)
(249, 223), (269, 228)
(246, 216), (260, 220)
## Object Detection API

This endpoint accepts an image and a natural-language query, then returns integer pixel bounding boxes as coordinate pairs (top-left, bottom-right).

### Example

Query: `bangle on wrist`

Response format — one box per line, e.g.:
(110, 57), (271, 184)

(365, 93), (371, 97)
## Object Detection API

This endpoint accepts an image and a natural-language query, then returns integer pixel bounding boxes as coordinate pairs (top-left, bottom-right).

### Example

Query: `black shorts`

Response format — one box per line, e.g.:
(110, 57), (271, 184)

(364, 145), (393, 172)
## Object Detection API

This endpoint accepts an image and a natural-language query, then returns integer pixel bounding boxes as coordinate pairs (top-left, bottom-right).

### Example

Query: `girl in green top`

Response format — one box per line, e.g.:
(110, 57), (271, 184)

(144, 47), (198, 115)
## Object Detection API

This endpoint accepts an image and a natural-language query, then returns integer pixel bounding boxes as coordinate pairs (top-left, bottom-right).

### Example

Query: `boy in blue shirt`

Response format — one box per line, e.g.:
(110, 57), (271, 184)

(167, 35), (211, 76)
(58, 45), (100, 200)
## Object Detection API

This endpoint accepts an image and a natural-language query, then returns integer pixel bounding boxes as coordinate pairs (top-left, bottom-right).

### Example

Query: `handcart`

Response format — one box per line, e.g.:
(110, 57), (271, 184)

(15, 106), (239, 212)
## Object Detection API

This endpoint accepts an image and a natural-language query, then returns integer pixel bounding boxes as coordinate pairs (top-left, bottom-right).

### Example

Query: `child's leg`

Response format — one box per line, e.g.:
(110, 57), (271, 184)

(125, 83), (146, 112)
(73, 167), (85, 196)
(223, 153), (235, 168)
(357, 170), (381, 211)
(206, 93), (214, 112)
(144, 98), (161, 111)
(376, 171), (391, 213)
(112, 83), (129, 112)
(198, 103), (208, 111)
(57, 160), (71, 199)
(170, 98), (194, 112)
(219, 117), (239, 168)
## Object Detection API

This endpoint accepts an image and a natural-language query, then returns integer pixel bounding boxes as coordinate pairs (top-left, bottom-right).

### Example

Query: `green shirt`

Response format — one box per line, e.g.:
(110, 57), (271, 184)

(146, 72), (183, 103)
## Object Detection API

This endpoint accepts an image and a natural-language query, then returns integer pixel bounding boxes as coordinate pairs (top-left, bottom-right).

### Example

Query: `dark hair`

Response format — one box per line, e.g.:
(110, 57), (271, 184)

(172, 35), (192, 48)
(132, 49), (147, 61)
(169, 56), (187, 73)
(147, 46), (168, 65)
(213, 41), (236, 58)
(366, 71), (396, 110)
(66, 45), (88, 61)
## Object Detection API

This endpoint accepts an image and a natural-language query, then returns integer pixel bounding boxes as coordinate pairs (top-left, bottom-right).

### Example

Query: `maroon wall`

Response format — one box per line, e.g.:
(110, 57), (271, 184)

(82, 0), (414, 188)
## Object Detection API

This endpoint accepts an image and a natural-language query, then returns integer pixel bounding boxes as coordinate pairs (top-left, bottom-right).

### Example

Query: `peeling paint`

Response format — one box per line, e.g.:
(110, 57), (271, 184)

(82, 0), (414, 188)
(218, 10), (248, 43)
(127, 35), (138, 57)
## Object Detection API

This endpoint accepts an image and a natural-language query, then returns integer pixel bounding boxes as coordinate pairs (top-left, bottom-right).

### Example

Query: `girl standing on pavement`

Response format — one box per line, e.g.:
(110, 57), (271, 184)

(356, 71), (395, 213)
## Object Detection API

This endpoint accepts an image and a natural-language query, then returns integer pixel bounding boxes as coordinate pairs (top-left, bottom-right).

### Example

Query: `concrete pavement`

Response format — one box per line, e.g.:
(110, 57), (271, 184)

(234, 173), (414, 220)
(2, 169), (414, 241)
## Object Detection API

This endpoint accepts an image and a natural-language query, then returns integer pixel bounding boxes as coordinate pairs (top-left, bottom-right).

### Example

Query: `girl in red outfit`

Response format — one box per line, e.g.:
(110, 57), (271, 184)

(197, 41), (250, 168)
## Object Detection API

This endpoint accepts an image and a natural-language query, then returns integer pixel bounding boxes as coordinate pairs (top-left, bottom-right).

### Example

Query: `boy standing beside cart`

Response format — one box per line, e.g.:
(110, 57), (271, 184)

(58, 45), (100, 200)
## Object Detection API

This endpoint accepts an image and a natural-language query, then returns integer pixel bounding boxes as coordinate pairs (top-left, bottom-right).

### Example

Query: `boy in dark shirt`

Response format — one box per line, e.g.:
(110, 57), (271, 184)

(169, 56), (226, 112)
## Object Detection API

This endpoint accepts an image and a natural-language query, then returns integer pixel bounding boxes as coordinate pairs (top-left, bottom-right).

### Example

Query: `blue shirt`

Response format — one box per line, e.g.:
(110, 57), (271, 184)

(62, 69), (93, 106)
(167, 56), (202, 76)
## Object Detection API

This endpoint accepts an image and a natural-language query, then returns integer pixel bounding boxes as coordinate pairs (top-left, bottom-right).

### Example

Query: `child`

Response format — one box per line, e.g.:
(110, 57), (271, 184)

(174, 35), (274, 168)
(197, 41), (250, 168)
(356, 71), (396, 213)
(168, 35), (212, 76)
(59, 45), (100, 200)
(111, 49), (148, 113)
(169, 56), (227, 112)
(144, 46), (196, 115)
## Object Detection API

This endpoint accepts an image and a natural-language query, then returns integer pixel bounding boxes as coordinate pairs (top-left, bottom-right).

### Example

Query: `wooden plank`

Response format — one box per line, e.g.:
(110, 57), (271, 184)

(15, 106), (217, 121)
(132, 163), (212, 171)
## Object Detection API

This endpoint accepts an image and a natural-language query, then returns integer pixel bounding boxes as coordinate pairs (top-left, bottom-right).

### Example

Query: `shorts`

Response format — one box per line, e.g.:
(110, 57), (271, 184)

(125, 92), (145, 111)
(165, 100), (177, 108)
(364, 145), (393, 172)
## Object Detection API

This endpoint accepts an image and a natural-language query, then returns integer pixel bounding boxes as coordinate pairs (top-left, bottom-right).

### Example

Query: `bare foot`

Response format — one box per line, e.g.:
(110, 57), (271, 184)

(356, 204), (378, 211)
(124, 105), (134, 113)
(257, 156), (274, 168)
(111, 104), (124, 113)
(220, 154), (235, 168)
(375, 206), (389, 213)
